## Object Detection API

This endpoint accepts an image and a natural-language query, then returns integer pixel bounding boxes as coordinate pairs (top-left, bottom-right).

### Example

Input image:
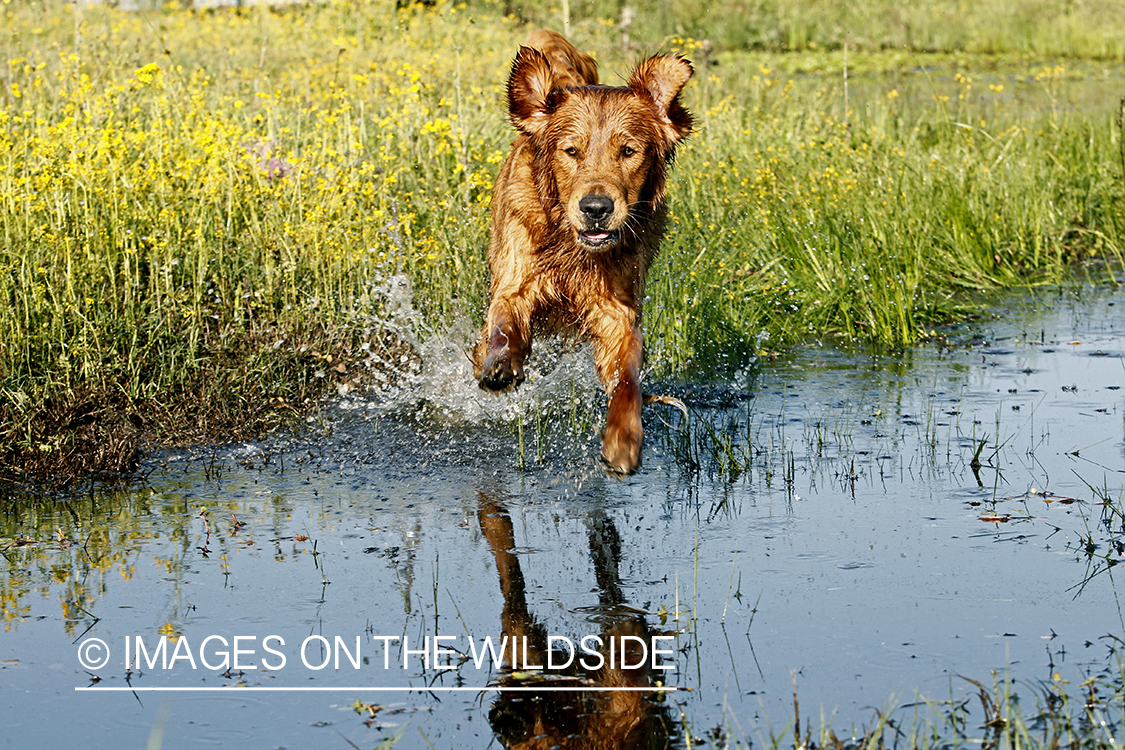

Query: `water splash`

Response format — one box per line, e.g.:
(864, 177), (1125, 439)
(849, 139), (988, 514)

(338, 274), (605, 426)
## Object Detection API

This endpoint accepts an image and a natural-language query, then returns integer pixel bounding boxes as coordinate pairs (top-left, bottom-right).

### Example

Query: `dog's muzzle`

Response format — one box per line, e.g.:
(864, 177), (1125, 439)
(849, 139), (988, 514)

(577, 195), (619, 248)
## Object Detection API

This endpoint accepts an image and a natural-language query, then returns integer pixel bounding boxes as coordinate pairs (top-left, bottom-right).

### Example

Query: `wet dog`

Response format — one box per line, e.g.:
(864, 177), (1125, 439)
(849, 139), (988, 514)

(473, 30), (693, 475)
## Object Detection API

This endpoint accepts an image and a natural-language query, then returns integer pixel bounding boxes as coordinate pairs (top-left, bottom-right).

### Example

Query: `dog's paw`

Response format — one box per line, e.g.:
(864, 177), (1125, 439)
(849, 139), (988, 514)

(478, 351), (525, 392)
(599, 426), (642, 477)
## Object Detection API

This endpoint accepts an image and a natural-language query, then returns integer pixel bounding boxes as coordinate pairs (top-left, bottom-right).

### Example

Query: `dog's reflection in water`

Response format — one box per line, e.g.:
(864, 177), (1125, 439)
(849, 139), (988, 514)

(477, 492), (680, 749)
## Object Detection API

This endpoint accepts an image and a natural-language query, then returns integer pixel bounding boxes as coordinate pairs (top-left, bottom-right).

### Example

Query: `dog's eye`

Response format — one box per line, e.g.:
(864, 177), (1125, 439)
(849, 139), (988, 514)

(563, 146), (580, 158)
(621, 146), (636, 158)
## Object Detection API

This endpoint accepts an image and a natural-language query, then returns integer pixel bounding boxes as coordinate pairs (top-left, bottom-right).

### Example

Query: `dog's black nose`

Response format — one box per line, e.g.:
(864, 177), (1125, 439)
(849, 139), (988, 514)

(579, 195), (614, 223)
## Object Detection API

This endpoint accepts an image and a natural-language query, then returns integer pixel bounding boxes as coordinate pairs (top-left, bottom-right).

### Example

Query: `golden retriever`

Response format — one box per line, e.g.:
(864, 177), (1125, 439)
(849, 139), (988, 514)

(474, 30), (693, 475)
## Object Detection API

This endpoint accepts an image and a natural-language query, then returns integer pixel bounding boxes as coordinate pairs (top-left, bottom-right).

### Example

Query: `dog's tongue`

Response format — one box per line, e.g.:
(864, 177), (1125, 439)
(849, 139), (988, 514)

(584, 231), (611, 242)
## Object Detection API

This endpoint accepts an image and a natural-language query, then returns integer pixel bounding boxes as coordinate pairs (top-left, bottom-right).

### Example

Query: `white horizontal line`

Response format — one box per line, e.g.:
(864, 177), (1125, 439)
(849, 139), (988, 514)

(74, 685), (682, 693)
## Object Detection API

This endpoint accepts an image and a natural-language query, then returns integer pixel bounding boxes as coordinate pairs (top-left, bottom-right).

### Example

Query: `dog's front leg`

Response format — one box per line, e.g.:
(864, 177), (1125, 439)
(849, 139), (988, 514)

(594, 319), (644, 476)
(476, 297), (531, 392)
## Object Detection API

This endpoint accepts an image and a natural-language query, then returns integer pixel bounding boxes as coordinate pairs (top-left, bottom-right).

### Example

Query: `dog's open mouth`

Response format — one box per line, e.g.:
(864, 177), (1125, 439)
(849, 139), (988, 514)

(578, 229), (618, 248)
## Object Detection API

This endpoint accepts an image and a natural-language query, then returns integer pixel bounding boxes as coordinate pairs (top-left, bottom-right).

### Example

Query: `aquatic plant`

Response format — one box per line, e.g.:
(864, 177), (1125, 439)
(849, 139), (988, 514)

(689, 662), (1125, 750)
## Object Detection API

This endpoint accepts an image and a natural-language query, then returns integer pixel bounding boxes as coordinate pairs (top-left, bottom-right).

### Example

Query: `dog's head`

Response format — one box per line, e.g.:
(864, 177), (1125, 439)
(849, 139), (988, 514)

(507, 47), (693, 252)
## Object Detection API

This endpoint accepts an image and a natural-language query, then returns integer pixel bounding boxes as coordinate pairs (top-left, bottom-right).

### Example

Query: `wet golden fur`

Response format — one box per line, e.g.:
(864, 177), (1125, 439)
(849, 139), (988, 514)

(473, 30), (693, 475)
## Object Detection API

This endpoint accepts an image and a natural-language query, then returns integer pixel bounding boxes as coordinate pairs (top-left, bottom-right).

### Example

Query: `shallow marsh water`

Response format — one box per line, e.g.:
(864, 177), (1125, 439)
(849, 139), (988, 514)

(5, 284), (1125, 749)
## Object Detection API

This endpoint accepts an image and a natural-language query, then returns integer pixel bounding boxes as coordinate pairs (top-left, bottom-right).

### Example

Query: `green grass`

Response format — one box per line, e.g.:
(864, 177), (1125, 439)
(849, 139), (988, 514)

(690, 665), (1125, 750)
(647, 62), (1124, 376)
(513, 0), (1125, 60)
(0, 0), (1123, 484)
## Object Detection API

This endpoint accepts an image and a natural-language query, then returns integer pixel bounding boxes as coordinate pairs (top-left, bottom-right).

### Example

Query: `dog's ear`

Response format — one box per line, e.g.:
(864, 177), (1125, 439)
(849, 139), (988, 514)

(629, 55), (694, 144)
(508, 46), (561, 136)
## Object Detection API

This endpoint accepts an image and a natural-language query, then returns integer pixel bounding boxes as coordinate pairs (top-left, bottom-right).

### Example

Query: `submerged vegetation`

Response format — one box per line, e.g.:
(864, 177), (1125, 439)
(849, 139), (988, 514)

(680, 657), (1125, 750)
(1, 0), (1124, 484)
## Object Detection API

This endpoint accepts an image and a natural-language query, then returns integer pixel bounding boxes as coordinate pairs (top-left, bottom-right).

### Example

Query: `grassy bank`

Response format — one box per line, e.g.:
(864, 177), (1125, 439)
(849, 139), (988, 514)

(2, 0), (1124, 485)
